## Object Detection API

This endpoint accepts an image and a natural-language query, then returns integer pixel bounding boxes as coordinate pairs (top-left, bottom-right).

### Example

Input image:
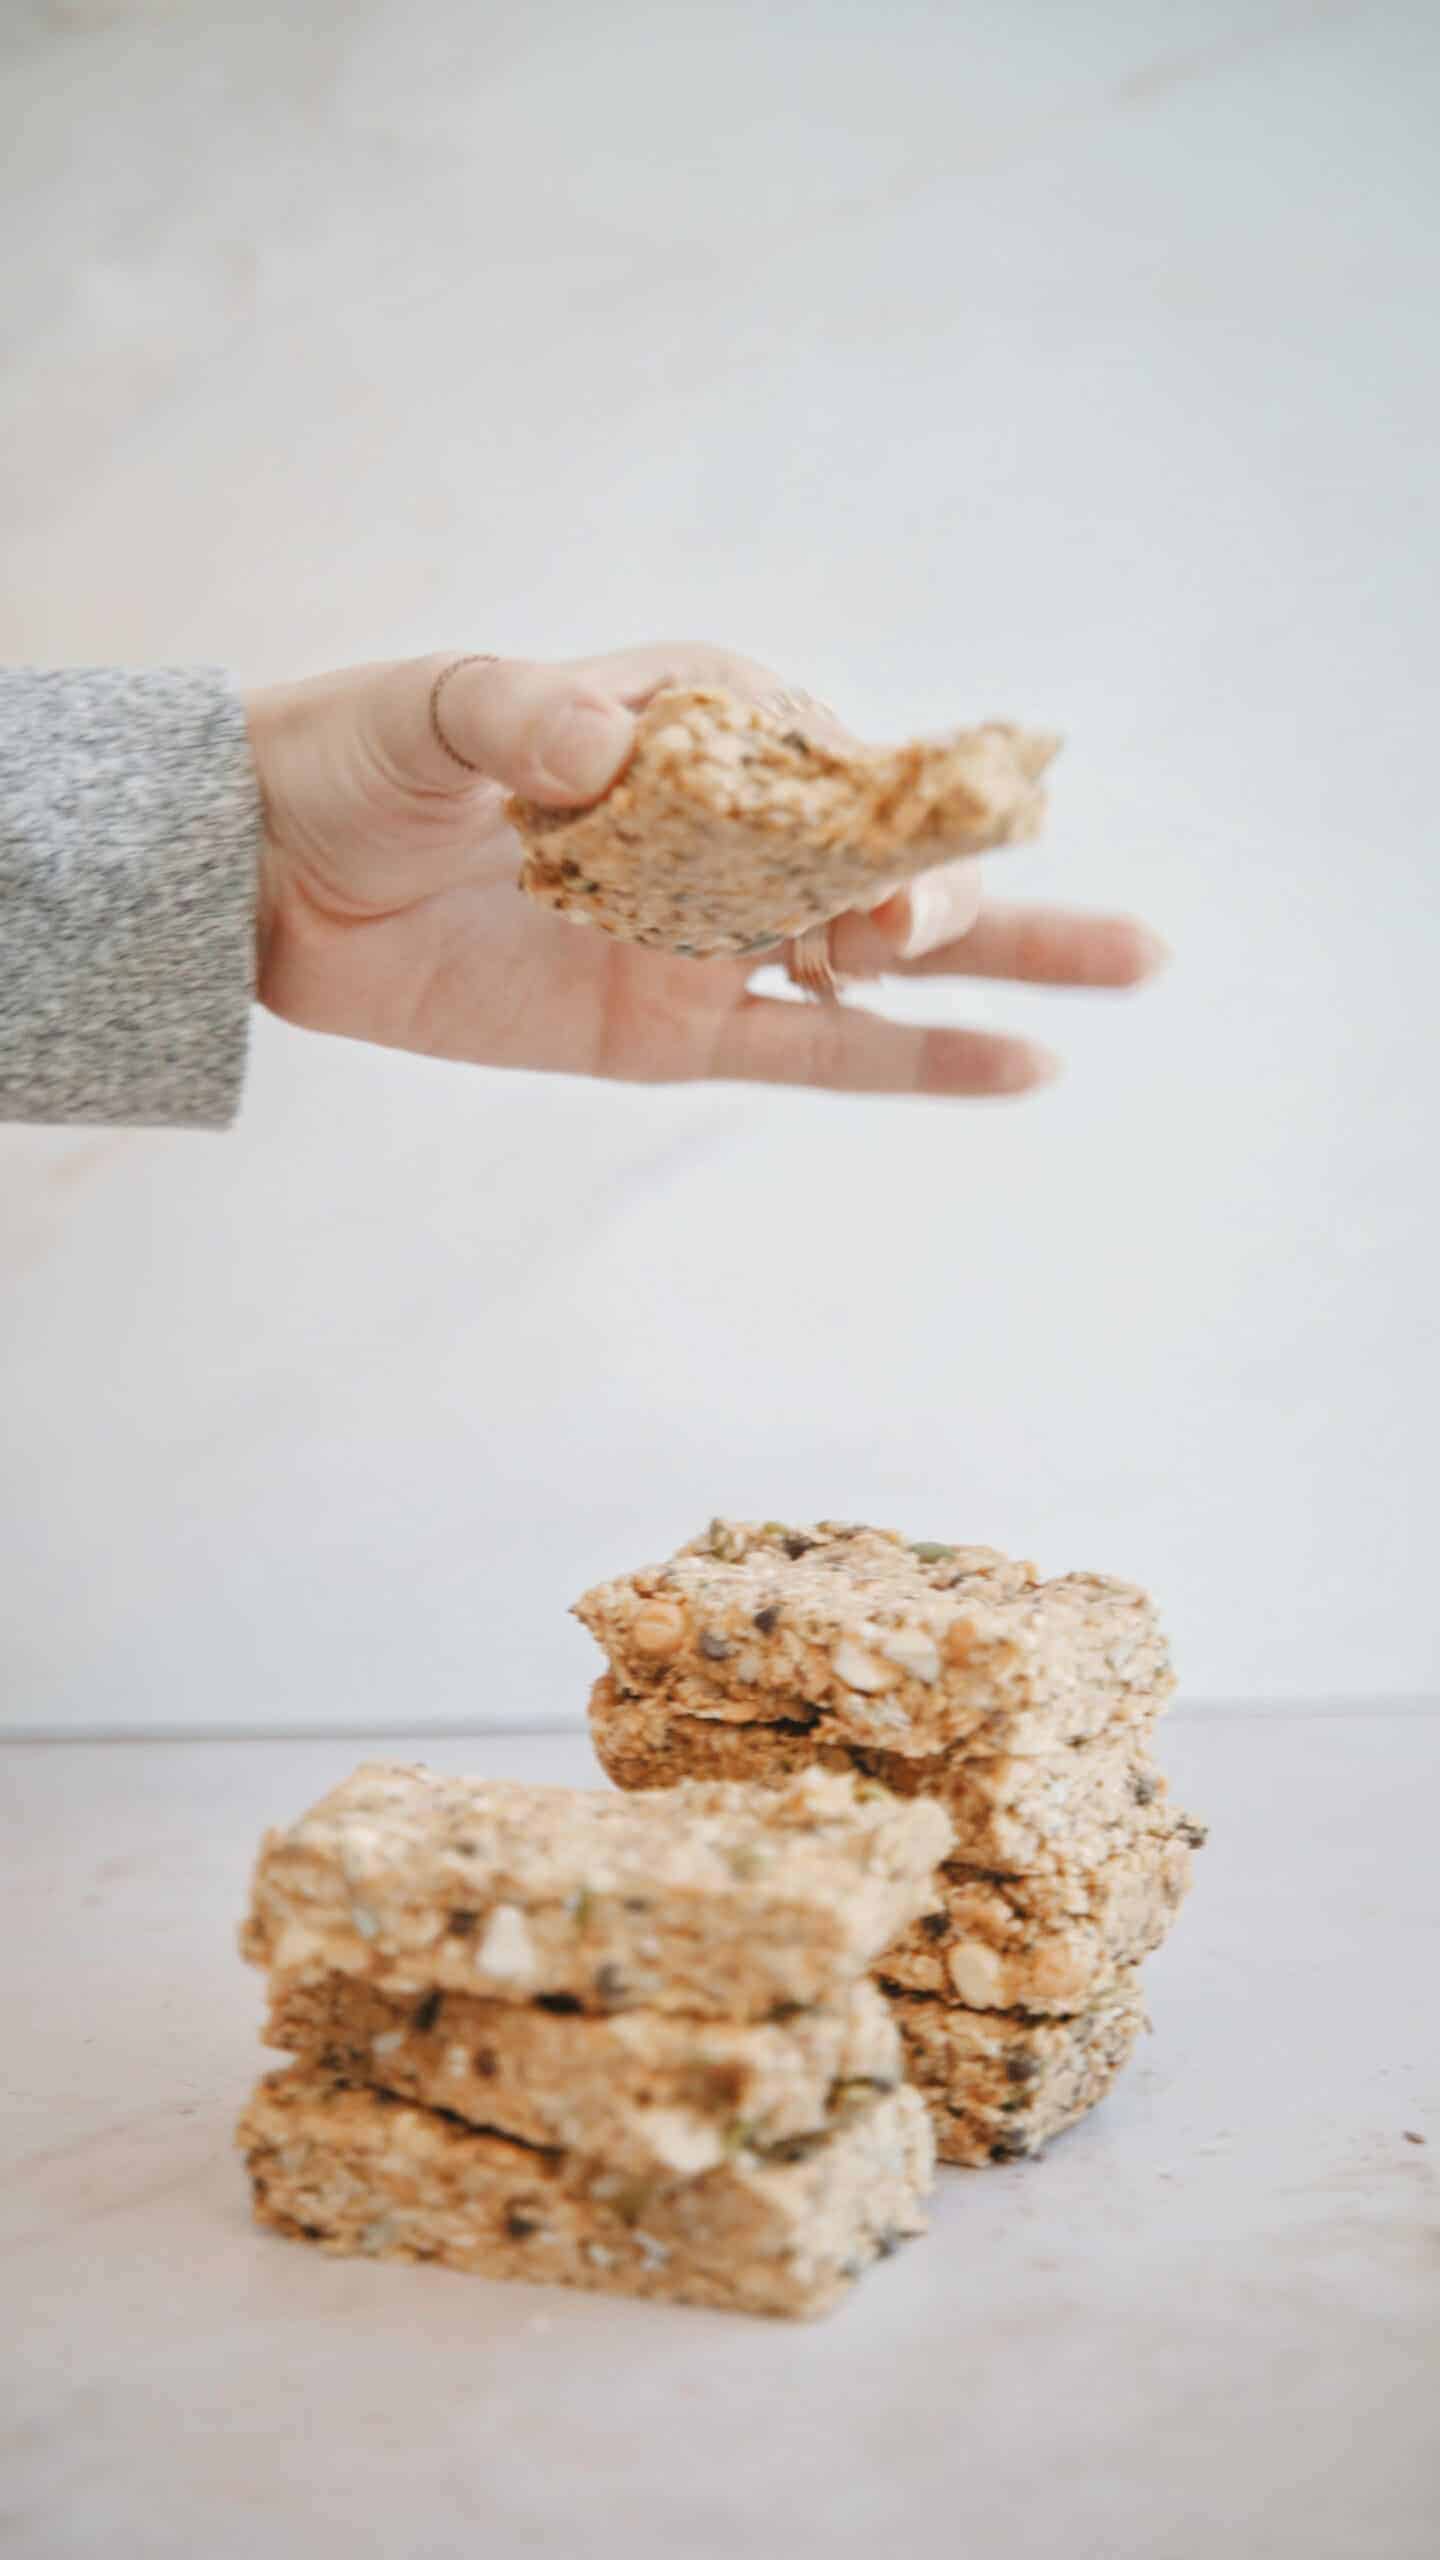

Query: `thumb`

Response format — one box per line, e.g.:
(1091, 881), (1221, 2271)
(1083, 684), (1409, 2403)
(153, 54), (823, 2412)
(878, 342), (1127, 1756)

(372, 653), (637, 807)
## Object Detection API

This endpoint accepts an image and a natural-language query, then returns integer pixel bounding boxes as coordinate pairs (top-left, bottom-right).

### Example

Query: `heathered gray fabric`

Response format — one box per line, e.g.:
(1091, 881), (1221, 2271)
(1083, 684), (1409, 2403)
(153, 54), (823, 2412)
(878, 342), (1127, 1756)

(0, 667), (258, 1127)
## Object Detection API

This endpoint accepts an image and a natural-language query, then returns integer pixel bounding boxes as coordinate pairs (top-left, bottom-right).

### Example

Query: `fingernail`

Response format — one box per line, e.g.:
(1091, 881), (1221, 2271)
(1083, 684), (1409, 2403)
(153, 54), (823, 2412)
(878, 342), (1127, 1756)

(898, 877), (945, 959)
(535, 698), (635, 801)
(898, 867), (982, 959)
(1002, 1044), (1062, 1093)
(1133, 924), (1173, 978)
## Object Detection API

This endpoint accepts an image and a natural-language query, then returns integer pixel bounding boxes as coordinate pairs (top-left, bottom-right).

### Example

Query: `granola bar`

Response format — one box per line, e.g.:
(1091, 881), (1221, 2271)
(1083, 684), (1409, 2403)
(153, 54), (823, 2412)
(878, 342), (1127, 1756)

(510, 684), (1056, 955)
(888, 1977), (1146, 2165)
(576, 1522), (1174, 1759)
(263, 1970), (901, 2178)
(237, 2062), (934, 2321)
(241, 1762), (952, 2021)
(588, 1673), (1181, 1876)
(876, 1823), (1197, 2014)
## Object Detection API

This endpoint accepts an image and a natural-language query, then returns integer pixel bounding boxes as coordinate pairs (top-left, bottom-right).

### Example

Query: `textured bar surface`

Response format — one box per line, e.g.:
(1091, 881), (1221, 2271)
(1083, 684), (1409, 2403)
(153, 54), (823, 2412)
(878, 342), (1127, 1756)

(264, 1969), (901, 2176)
(512, 685), (1055, 954)
(577, 1521), (1174, 1758)
(589, 1673), (1182, 1875)
(238, 2062), (934, 2320)
(888, 1978), (1147, 2164)
(876, 1826), (1197, 2013)
(242, 1760), (952, 2019)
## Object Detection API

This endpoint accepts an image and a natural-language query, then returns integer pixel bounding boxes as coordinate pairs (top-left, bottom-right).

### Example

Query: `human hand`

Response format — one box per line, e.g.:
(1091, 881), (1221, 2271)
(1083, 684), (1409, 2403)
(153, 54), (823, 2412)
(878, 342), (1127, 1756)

(248, 643), (1165, 1098)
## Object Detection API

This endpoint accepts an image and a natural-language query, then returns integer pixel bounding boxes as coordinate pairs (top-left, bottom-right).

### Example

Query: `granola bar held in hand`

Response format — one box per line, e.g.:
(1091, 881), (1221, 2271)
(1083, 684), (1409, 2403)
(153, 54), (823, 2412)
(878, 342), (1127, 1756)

(510, 685), (1057, 956)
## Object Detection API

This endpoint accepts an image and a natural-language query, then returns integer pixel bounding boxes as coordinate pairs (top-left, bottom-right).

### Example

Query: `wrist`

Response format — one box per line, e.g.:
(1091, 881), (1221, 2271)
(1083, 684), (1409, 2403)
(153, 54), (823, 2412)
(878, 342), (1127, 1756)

(242, 687), (288, 1000)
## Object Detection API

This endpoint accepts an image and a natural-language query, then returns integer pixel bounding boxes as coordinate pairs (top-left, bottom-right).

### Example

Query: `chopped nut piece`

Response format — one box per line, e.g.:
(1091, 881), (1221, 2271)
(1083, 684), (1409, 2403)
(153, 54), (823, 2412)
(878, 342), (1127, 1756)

(630, 1601), (689, 1660)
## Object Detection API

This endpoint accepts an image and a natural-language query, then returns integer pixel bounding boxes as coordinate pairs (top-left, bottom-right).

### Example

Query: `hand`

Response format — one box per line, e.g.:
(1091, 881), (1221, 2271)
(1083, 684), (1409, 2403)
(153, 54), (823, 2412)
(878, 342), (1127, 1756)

(248, 643), (1165, 1098)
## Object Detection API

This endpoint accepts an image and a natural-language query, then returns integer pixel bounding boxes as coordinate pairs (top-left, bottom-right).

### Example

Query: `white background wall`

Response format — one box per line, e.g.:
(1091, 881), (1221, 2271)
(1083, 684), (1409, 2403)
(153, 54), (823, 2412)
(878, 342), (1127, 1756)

(2, 0), (1436, 1733)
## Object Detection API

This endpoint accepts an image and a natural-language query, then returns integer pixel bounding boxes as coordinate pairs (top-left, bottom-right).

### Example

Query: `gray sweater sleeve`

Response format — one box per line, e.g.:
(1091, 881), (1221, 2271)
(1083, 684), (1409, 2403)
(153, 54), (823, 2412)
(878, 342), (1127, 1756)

(0, 667), (259, 1127)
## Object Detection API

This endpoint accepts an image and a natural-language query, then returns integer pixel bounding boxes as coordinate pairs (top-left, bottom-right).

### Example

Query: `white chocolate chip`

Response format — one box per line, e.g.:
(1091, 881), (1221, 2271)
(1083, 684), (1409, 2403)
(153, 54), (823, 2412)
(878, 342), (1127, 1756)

(370, 2029), (405, 2056)
(877, 1626), (941, 1683)
(638, 2108), (725, 2177)
(473, 1903), (537, 1984)
(830, 1636), (897, 1694)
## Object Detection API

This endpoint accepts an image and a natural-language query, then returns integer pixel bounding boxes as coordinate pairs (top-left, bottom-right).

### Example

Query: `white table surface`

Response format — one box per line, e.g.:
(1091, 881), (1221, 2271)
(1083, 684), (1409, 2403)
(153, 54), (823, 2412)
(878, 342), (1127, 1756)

(4, 1709), (1436, 2560)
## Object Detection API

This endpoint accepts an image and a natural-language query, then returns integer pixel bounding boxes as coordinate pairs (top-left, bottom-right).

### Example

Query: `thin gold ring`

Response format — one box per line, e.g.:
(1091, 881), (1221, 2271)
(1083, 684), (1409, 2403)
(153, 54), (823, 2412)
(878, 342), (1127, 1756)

(784, 919), (847, 1003)
(428, 653), (499, 774)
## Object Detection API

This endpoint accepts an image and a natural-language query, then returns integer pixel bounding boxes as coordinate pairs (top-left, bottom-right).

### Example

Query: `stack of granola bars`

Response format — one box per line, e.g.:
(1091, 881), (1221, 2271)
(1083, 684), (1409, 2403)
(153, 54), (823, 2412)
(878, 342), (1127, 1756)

(580, 1521), (1204, 2166)
(237, 1760), (949, 2317)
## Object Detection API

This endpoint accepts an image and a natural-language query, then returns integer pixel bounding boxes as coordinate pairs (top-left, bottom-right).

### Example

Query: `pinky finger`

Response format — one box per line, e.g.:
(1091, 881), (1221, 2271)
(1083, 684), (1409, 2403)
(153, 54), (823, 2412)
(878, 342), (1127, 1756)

(708, 995), (1061, 1098)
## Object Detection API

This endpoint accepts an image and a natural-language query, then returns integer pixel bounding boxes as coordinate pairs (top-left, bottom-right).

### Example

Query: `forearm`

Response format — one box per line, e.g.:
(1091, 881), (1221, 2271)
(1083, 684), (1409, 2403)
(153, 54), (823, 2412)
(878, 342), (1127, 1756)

(0, 667), (259, 1127)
